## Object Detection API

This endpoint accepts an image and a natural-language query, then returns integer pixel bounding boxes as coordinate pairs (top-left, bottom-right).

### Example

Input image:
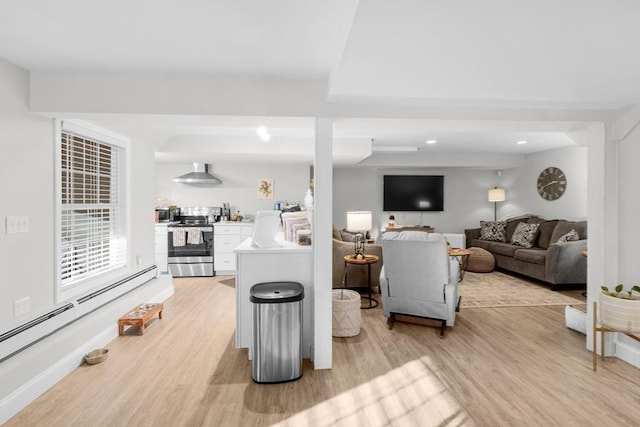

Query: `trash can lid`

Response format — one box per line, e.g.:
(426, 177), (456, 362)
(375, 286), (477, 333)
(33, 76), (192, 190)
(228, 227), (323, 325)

(250, 281), (304, 303)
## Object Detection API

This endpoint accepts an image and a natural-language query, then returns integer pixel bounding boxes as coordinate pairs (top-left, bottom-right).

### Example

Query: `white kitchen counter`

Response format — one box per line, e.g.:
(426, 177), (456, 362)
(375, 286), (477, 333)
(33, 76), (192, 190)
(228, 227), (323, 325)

(234, 234), (313, 360)
(216, 221), (253, 226)
(234, 233), (312, 254)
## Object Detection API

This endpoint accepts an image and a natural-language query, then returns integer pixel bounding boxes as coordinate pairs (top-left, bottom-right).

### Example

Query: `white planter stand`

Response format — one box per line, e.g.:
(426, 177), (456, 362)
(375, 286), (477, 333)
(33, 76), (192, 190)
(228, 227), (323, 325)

(332, 289), (361, 337)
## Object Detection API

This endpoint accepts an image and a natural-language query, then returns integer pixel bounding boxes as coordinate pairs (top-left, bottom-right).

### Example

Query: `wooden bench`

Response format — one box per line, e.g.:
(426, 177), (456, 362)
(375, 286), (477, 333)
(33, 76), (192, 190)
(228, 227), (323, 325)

(118, 303), (163, 336)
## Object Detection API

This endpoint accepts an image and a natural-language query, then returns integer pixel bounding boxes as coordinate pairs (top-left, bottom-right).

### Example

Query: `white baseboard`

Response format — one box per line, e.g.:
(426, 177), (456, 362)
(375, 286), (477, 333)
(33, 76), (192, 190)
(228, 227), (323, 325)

(616, 339), (640, 369)
(0, 280), (174, 425)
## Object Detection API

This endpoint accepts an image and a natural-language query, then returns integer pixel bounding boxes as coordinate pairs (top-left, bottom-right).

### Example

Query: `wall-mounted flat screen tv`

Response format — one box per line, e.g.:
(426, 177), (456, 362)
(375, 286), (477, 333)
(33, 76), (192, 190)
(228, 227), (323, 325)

(383, 175), (444, 212)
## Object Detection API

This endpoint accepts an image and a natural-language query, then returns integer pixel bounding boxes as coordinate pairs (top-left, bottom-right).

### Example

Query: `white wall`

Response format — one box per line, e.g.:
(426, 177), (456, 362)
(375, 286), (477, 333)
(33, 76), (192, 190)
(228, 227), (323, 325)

(333, 167), (501, 236)
(613, 103), (640, 365)
(155, 163), (312, 217)
(510, 146), (588, 221)
(0, 58), (172, 422)
(0, 58), (160, 330)
(616, 105), (640, 283)
(333, 146), (588, 238)
(0, 57), (55, 330)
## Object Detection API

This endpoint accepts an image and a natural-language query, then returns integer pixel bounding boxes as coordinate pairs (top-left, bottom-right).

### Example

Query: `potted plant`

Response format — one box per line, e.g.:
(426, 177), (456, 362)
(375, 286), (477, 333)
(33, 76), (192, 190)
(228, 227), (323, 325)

(598, 284), (640, 333)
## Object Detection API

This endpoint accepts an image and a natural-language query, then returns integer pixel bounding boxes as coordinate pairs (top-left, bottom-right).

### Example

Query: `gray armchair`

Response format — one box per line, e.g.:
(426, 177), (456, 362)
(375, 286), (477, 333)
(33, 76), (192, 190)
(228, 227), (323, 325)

(379, 231), (460, 337)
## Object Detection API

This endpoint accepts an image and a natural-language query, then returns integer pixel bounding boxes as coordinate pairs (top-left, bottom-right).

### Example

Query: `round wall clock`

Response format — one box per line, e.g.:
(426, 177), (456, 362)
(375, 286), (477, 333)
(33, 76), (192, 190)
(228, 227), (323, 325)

(537, 167), (567, 201)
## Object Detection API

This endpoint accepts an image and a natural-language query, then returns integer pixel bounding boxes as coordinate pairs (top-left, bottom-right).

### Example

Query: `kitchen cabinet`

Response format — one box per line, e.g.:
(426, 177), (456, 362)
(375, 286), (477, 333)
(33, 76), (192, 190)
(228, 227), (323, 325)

(214, 222), (253, 273)
(154, 224), (168, 273)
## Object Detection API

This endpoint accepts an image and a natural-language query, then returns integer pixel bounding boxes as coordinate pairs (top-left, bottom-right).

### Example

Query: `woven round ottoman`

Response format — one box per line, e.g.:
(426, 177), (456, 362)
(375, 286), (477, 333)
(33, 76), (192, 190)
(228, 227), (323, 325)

(332, 289), (361, 337)
(465, 247), (495, 273)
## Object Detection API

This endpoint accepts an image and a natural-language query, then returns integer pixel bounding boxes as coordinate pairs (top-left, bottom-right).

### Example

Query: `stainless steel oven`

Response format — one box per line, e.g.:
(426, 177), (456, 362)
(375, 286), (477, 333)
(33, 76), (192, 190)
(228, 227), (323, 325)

(167, 207), (220, 277)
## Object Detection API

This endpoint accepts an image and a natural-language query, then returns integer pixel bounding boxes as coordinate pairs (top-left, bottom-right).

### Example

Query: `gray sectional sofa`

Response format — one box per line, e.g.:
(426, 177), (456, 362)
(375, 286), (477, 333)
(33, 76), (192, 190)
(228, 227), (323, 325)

(464, 215), (587, 289)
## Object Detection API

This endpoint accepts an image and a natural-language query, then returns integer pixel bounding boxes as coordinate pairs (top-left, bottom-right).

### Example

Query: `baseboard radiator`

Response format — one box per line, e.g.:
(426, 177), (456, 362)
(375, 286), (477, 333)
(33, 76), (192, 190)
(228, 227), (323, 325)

(0, 266), (158, 362)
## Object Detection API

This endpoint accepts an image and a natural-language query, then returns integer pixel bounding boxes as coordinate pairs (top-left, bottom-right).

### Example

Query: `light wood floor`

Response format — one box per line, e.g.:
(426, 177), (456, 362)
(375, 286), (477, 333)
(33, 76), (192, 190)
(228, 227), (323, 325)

(7, 275), (639, 426)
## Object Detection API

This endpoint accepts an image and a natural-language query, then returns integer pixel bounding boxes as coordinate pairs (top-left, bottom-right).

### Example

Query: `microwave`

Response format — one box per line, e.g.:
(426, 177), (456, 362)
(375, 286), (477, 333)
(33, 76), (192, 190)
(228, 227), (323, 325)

(156, 207), (179, 222)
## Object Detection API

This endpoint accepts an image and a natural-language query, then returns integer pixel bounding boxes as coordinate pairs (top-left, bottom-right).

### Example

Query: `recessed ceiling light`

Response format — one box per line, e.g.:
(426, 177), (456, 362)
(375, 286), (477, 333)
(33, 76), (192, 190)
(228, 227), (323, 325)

(256, 126), (270, 142)
(426, 139), (437, 144)
(516, 140), (527, 145)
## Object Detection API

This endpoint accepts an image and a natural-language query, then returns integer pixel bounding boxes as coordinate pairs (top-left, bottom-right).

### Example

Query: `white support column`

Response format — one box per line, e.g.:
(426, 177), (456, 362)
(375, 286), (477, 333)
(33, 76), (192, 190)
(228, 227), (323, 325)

(312, 118), (333, 369)
(586, 122), (608, 354)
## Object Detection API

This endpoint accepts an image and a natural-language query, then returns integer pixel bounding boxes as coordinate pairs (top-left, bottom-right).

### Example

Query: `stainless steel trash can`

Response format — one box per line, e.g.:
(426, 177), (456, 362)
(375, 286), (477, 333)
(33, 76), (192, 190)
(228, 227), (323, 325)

(250, 281), (304, 383)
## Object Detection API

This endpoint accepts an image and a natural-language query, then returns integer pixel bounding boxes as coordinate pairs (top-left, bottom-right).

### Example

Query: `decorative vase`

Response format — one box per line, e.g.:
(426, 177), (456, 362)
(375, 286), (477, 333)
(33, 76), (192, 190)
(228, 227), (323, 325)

(598, 293), (640, 333)
(332, 289), (361, 337)
(304, 189), (313, 229)
(304, 189), (313, 208)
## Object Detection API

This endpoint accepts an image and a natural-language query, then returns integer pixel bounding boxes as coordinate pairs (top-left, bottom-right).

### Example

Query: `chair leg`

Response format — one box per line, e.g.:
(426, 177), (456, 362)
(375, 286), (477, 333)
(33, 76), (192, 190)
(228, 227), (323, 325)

(439, 320), (446, 338)
(387, 313), (395, 330)
(456, 296), (461, 312)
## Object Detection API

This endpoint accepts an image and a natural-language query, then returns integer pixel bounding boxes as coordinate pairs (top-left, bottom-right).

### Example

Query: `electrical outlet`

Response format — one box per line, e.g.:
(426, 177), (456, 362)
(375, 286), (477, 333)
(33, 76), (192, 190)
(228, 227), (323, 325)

(6, 215), (29, 234)
(135, 255), (142, 267)
(14, 297), (30, 317)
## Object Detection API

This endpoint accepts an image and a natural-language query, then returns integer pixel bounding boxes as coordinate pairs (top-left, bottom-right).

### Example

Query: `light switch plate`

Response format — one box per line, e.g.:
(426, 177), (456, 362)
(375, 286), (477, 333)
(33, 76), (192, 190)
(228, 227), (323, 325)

(14, 297), (30, 317)
(6, 215), (29, 234)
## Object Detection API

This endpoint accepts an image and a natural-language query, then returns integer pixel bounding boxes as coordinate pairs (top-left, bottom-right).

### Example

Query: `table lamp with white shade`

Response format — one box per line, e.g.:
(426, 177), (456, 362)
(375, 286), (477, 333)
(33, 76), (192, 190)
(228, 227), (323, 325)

(346, 210), (372, 259)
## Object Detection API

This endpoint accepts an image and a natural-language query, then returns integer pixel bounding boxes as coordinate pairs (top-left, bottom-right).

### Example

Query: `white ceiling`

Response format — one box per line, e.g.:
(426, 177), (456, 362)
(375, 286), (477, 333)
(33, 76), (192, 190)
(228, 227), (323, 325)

(1, 0), (638, 166)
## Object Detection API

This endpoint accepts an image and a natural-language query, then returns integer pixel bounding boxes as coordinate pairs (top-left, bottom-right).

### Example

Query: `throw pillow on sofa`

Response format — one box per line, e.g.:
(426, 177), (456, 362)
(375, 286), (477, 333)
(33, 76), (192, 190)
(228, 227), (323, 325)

(557, 228), (579, 242)
(511, 222), (540, 248)
(340, 229), (360, 242)
(479, 221), (506, 242)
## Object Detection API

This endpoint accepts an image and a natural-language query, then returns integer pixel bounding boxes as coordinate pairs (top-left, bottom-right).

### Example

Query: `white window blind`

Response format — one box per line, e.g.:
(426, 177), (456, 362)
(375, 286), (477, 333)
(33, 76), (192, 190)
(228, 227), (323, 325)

(57, 120), (128, 298)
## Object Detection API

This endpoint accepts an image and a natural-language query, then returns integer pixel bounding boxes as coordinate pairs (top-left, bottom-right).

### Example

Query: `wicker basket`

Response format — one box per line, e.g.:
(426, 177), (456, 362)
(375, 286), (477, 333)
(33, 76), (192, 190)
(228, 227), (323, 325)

(332, 289), (361, 337)
(599, 293), (640, 333)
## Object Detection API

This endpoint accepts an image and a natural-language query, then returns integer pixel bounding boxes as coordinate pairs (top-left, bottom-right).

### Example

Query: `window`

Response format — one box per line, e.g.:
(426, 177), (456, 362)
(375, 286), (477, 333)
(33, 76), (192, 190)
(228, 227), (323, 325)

(56, 120), (129, 301)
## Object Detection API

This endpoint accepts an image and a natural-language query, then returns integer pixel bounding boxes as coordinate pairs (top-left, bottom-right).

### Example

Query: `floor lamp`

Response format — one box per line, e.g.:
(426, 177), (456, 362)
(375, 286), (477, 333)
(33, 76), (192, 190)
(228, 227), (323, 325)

(488, 187), (506, 221)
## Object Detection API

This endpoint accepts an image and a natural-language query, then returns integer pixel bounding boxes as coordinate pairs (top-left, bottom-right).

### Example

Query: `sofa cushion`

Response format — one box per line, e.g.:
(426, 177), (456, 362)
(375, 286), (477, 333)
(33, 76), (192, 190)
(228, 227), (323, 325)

(502, 215), (540, 242)
(340, 229), (359, 242)
(527, 216), (545, 225)
(514, 248), (547, 265)
(480, 221), (506, 242)
(510, 222), (540, 248)
(550, 220), (587, 243)
(487, 241), (520, 257)
(504, 219), (523, 242)
(557, 228), (579, 242)
(535, 220), (559, 249)
(470, 239), (492, 251)
(332, 226), (342, 240)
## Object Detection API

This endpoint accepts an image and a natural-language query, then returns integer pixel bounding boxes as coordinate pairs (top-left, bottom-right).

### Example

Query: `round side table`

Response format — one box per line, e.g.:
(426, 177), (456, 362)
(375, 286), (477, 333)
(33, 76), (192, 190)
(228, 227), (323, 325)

(448, 247), (471, 281)
(342, 254), (380, 309)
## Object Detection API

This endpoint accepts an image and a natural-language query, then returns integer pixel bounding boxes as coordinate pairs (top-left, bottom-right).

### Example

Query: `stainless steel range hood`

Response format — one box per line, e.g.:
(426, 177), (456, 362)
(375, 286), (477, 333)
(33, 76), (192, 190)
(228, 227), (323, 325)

(173, 163), (222, 185)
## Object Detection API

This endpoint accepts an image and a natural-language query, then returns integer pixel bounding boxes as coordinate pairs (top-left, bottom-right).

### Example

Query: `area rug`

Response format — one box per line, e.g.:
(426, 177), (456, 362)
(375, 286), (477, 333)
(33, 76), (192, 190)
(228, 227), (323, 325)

(459, 271), (585, 308)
